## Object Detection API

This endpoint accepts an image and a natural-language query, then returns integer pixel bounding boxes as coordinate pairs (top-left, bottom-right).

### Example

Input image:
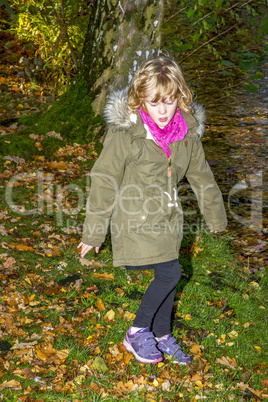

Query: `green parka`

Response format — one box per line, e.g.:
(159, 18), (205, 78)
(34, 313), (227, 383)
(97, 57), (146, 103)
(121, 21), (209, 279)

(82, 89), (227, 266)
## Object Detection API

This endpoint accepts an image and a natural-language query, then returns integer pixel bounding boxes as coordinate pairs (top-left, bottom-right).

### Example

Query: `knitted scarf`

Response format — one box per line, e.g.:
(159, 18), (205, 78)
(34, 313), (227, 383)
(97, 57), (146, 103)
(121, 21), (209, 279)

(139, 107), (188, 158)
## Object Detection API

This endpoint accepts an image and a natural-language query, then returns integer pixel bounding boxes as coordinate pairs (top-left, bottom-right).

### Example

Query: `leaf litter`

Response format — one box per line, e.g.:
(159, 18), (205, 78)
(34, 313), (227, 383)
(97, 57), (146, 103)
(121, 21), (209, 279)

(0, 7), (267, 402)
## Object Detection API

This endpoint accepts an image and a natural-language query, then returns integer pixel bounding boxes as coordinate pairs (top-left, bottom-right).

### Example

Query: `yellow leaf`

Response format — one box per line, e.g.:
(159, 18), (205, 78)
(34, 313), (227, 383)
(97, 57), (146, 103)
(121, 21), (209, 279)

(243, 322), (253, 328)
(220, 334), (226, 344)
(228, 330), (238, 339)
(191, 242), (204, 257)
(190, 344), (202, 355)
(104, 309), (115, 321)
(56, 349), (69, 360)
(195, 380), (203, 388)
(93, 346), (101, 355)
(8, 243), (34, 252)
(254, 346), (261, 353)
(36, 350), (47, 361)
(123, 311), (136, 321)
(184, 313), (191, 321)
(96, 298), (105, 312)
(250, 281), (259, 288)
(115, 288), (124, 296)
(25, 318), (34, 324)
(93, 272), (114, 280)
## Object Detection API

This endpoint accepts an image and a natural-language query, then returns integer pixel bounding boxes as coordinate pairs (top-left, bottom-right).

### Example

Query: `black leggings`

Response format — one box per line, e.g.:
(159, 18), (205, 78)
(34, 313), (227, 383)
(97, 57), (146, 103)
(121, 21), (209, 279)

(126, 259), (181, 338)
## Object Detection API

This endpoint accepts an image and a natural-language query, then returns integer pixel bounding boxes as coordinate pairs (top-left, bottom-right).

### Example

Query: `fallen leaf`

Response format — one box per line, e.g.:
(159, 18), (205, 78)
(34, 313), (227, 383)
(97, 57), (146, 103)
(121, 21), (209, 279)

(93, 272), (114, 280)
(123, 311), (136, 321)
(228, 330), (238, 339)
(47, 161), (67, 171)
(190, 242), (204, 256)
(96, 298), (105, 312)
(190, 344), (202, 355)
(250, 281), (260, 289)
(216, 356), (237, 369)
(8, 243), (34, 252)
(0, 379), (22, 390)
(92, 356), (108, 373)
(79, 258), (107, 268)
(104, 310), (115, 321)
(261, 378), (268, 388)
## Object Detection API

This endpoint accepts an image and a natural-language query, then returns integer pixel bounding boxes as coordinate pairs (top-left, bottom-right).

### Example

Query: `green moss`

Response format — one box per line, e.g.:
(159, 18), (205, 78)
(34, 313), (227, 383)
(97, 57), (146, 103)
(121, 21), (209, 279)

(0, 78), (104, 159)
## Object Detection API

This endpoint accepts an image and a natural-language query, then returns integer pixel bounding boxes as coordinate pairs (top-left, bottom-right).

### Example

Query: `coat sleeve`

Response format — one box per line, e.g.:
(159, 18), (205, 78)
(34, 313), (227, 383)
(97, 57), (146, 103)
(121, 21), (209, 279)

(185, 138), (227, 232)
(82, 127), (130, 247)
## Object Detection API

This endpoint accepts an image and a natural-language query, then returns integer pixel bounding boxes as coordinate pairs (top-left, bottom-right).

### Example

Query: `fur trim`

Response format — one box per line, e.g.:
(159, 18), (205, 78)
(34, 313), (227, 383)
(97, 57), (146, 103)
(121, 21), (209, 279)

(103, 88), (131, 128)
(191, 102), (206, 138)
(103, 88), (206, 137)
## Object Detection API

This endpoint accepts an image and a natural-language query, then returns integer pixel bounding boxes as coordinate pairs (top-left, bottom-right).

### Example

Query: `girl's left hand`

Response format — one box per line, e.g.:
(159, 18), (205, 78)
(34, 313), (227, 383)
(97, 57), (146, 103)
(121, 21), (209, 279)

(77, 242), (100, 258)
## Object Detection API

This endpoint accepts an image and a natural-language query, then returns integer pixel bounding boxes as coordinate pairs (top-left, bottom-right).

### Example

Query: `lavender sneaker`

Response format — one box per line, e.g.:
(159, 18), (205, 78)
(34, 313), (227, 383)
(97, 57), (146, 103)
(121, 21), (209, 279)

(156, 334), (191, 364)
(123, 327), (163, 364)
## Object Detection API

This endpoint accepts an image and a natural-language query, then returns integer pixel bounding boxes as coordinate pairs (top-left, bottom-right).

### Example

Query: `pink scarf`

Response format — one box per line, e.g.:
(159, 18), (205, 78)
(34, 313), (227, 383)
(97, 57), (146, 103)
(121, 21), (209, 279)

(139, 107), (188, 158)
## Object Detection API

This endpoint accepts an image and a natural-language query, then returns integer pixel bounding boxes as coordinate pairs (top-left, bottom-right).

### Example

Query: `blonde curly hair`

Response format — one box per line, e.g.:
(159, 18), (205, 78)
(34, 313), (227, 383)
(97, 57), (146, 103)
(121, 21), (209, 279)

(128, 57), (193, 114)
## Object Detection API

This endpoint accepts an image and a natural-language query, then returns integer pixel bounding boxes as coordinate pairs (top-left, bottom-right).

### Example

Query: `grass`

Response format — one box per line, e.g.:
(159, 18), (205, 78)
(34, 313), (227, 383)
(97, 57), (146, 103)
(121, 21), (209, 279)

(0, 151), (267, 401)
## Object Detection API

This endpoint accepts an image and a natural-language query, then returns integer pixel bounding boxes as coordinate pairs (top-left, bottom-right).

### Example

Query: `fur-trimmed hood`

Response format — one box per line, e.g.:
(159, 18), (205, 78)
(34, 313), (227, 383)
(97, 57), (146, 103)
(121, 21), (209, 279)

(103, 88), (206, 138)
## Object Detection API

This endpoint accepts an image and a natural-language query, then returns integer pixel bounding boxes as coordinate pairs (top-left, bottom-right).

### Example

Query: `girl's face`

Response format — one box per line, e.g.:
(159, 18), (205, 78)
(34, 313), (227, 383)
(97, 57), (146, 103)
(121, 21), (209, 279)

(143, 93), (178, 129)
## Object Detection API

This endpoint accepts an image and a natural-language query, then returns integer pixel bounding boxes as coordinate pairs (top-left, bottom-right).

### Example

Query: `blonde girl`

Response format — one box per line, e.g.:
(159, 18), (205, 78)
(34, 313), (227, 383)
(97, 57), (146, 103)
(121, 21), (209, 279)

(78, 57), (227, 364)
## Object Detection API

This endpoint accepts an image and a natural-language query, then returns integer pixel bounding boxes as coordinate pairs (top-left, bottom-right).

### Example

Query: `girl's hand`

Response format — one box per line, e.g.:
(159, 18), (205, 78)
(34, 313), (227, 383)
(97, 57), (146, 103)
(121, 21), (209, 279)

(77, 242), (100, 258)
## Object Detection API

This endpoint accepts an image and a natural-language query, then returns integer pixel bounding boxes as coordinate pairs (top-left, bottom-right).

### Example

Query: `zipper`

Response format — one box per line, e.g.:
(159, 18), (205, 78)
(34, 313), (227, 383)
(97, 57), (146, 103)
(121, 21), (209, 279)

(167, 156), (179, 251)
(168, 158), (172, 177)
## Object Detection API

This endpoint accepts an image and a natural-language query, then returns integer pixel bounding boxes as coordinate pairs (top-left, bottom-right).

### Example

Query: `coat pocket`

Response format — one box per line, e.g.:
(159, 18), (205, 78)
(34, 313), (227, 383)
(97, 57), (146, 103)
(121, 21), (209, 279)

(119, 185), (164, 233)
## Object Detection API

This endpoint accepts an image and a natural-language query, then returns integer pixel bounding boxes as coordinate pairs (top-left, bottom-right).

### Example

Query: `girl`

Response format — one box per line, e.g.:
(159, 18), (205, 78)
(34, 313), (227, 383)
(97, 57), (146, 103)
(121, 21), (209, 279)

(78, 57), (227, 364)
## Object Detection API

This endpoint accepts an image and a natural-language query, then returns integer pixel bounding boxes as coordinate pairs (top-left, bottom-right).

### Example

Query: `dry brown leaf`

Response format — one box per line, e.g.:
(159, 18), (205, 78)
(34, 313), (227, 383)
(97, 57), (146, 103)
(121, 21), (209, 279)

(261, 378), (268, 388)
(90, 382), (99, 392)
(47, 161), (67, 171)
(79, 258), (107, 268)
(216, 356), (237, 369)
(0, 379), (22, 391)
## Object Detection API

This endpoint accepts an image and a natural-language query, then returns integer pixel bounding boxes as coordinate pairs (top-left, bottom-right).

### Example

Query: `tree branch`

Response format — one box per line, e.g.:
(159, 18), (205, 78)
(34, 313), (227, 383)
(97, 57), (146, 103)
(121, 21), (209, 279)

(47, 0), (78, 69)
(162, 7), (186, 26)
(60, 0), (78, 68)
(180, 24), (237, 63)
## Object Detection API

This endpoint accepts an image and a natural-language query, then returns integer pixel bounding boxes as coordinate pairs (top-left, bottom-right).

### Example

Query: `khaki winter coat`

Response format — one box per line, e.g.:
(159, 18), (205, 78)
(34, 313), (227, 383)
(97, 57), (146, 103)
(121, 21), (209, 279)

(82, 89), (227, 266)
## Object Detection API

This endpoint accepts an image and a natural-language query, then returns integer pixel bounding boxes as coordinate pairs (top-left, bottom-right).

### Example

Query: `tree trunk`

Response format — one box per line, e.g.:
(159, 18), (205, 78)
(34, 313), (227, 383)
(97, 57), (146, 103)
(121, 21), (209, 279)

(26, 0), (164, 144)
(79, 0), (164, 113)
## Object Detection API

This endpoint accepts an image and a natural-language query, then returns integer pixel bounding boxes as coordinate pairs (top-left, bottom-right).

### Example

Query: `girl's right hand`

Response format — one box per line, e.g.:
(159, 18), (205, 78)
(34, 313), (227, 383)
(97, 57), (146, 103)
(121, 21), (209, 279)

(77, 242), (100, 258)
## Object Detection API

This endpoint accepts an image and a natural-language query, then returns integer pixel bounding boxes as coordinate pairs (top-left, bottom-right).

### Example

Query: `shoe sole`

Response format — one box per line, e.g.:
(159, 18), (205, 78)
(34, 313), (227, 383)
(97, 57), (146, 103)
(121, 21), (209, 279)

(123, 339), (163, 364)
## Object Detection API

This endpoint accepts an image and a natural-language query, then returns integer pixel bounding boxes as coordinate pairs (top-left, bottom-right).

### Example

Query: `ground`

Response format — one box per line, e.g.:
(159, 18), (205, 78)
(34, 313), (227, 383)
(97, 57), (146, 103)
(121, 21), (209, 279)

(0, 16), (268, 402)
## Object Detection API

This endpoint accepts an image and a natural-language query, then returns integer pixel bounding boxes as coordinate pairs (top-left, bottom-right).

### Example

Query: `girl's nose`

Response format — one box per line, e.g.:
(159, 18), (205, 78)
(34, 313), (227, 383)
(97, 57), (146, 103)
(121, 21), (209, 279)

(158, 102), (167, 114)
